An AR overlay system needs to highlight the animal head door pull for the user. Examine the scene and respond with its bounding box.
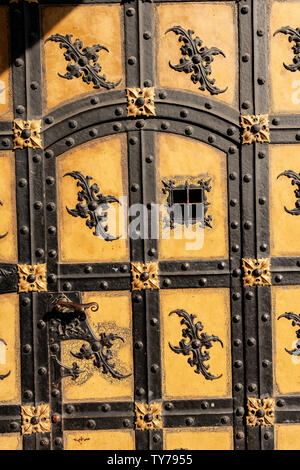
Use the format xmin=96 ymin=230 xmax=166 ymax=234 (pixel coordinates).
xmin=64 ymin=171 xmax=121 ymax=241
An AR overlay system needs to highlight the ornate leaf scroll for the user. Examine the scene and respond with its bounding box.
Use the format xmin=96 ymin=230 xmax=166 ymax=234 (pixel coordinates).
xmin=274 ymin=26 xmax=300 ymax=72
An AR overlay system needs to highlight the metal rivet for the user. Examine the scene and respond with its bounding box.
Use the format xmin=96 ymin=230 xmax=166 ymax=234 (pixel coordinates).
xmin=52 ymin=389 xmax=60 ymax=398
xmin=242 ymin=101 xmax=250 ymax=109
xmin=235 ymin=383 xmax=243 ymax=392
xmin=259 ymin=197 xmax=266 ymax=205
xmin=23 ymin=344 xmax=31 ymax=354
xmin=90 ymin=97 xmax=99 ymax=105
xmin=135 ymin=341 xmax=143 ymax=350
xmin=34 ymin=201 xmax=42 ymax=210
xmin=199 ymin=278 xmax=207 ymax=287
xmin=272 ymin=118 xmax=279 ymax=126
xmin=16 ymin=105 xmax=25 ymax=114
xmin=148 ymin=248 xmax=156 ymax=256
xmin=24 ymin=390 xmax=33 ymax=399
xmin=257 ymin=77 xmax=265 ymax=85
xmin=241 ymin=6 xmax=249 ymax=14
xmin=234 ymin=360 xmax=243 ymax=368
xmin=264 ymin=432 xmax=271 ymax=440
xmin=50 ymin=343 xmax=59 ymax=353
xmin=20 ymin=225 xmax=29 ymax=235
xmin=185 ymin=417 xmax=194 ymax=426
xmin=2 ymin=138 xmax=10 ymax=147
xmin=84 ymin=265 xmax=93 ymax=274
xmin=63 ymin=282 xmax=72 ymax=291
xmin=236 ymin=407 xmax=244 ymax=417
xmin=247 ymin=337 xmax=256 ymax=346
xmin=10 ymin=422 xmax=20 ymax=432
xmin=234 ymin=338 xmax=241 ymax=346
xmin=261 ymin=313 xmax=270 ymax=322
xmin=102 ymin=404 xmax=111 ymax=412
xmin=257 ymin=29 xmax=264 ymax=37
xmin=258 ymin=152 xmax=265 ymax=159
xmin=296 ymin=134 xmax=300 ymax=141
xmin=146 ymin=155 xmax=153 ymax=163
xmin=201 ymin=401 xmax=209 ymax=409
xmin=181 ymin=262 xmax=190 ymax=271
xmin=47 ymin=202 xmax=55 ymax=211
xmin=143 ymin=31 xmax=151 ymax=40
xmin=37 ymin=320 xmax=45 ymax=329
xmin=165 ymin=402 xmax=174 ymax=411
xmin=208 ymin=135 xmax=215 ymax=143
xmin=161 ymin=121 xmax=170 ymax=130
xmin=248 ymin=383 xmax=257 ymax=392
xmin=35 ymin=248 xmax=44 ymax=258
xmin=100 ymin=281 xmax=108 ymax=290
xmin=232 ymin=244 xmax=239 ymax=253
xmin=33 ymin=154 xmax=41 ymax=163
xmin=65 ymin=405 xmax=74 ymax=414
xmin=153 ymin=434 xmax=160 ymax=443
xmin=232 ymin=269 xmax=241 ymax=277
xmin=218 ymin=262 xmax=226 ymax=270
xmin=45 ymin=116 xmax=54 ymax=125
xmin=69 ymin=120 xmax=77 ymax=129
xmin=229 ymin=146 xmax=236 ymax=154
xmin=277 ymin=399 xmax=285 ymax=408
xmin=87 ymin=419 xmax=96 ymax=429
xmin=48 ymin=250 xmax=57 ymax=258
xmin=231 ymin=221 xmax=238 ymax=229
xmin=54 ymin=438 xmax=62 ymax=447
xmin=115 ymin=107 xmax=123 ymax=117
xmin=128 ymin=56 xmax=136 ymax=65
xmin=230 ymin=199 xmax=237 ymax=207
xmin=233 ymin=315 xmax=241 ymax=323
xmin=262 ymin=359 xmax=271 ymax=368
xmin=163 ymin=278 xmax=171 ymax=287
xmin=131 ymin=184 xmax=139 ymax=192
xmin=243 ymin=174 xmax=252 ymax=183
xmin=144 ymin=80 xmax=152 ymax=87
xmin=275 ymin=274 xmax=282 ymax=283
xmin=242 ymin=54 xmax=250 ymax=62
xmin=185 ymin=126 xmax=193 ymax=136
xmin=205 ymin=102 xmax=212 ymax=109
xmin=244 ymin=221 xmax=252 ymax=230
xmin=48 ymin=274 xmax=56 ymax=284
xmin=180 ymin=110 xmax=188 ymax=118
xmin=246 ymin=291 xmax=254 ymax=300
xmin=136 ymin=120 xmax=145 ymax=129
xmin=129 ymin=137 xmax=138 ymax=145
xmin=134 ymin=294 xmax=143 ymax=303
xmin=136 ymin=387 xmax=145 ymax=397
xmin=260 ymin=243 xmax=268 ymax=252
xmin=151 ymin=364 xmax=159 ymax=373
xmin=48 ymin=226 xmax=56 ymax=235
xmin=236 ymin=432 xmax=245 ymax=440
xmin=229 ymin=172 xmax=237 ymax=181
xmin=46 ymin=176 xmax=55 ymax=185
xmin=45 ymin=150 xmax=54 ymax=158
xmin=232 ymin=293 xmax=240 ymax=301
xmin=38 ymin=367 xmax=47 ymax=376
xmin=159 ymin=92 xmax=167 ymax=99
xmin=89 ymin=128 xmax=98 ymax=137
xmin=123 ymin=419 xmax=130 ymax=428
xmin=126 ymin=8 xmax=135 ymax=16
xmin=66 ymin=138 xmax=74 ymax=147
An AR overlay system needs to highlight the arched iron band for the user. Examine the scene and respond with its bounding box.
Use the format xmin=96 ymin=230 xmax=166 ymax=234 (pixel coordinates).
xmin=43 ymin=88 xmax=240 ymax=148
xmin=46 ymin=119 xmax=238 ymax=158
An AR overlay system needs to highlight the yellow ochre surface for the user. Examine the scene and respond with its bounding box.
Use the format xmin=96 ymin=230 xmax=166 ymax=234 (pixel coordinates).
xmin=164 ymin=427 xmax=233 ymax=450
xmin=64 ymin=430 xmax=135 ymax=450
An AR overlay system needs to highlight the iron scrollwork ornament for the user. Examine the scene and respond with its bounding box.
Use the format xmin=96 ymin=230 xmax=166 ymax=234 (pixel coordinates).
xmin=64 ymin=171 xmax=121 ymax=241
xmin=168 ymin=309 xmax=223 ymax=380
xmin=277 ymin=170 xmax=300 ymax=215
xmin=274 ymin=26 xmax=300 ymax=72
xmin=278 ymin=312 xmax=300 ymax=357
xmin=46 ymin=294 xmax=131 ymax=382
xmin=0 ymin=338 xmax=10 ymax=381
xmin=45 ymin=34 xmax=121 ymax=90
xmin=165 ymin=25 xmax=227 ymax=95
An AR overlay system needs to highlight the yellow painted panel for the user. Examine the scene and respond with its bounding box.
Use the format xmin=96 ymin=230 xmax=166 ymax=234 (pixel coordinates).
xmin=157 ymin=134 xmax=228 ymax=260
xmin=275 ymin=424 xmax=300 ymax=450
xmin=164 ymin=427 xmax=233 ymax=450
xmin=0 ymin=154 xmax=17 ymax=263
xmin=0 ymin=294 xmax=20 ymax=403
xmin=0 ymin=7 xmax=11 ymax=119
xmin=62 ymin=291 xmax=133 ymax=402
xmin=65 ymin=430 xmax=135 ymax=450
xmin=270 ymin=145 xmax=300 ymax=257
xmin=57 ymin=135 xmax=129 ymax=263
xmin=270 ymin=1 xmax=300 ymax=113
xmin=161 ymin=289 xmax=231 ymax=399
xmin=0 ymin=433 xmax=22 ymax=450
xmin=156 ymin=2 xmax=238 ymax=107
xmin=272 ymin=286 xmax=300 ymax=396
xmin=42 ymin=5 xmax=123 ymax=111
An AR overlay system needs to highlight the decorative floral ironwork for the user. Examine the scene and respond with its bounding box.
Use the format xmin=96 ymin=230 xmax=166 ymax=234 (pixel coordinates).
xmin=162 ymin=178 xmax=212 ymax=229
xmin=21 ymin=404 xmax=51 ymax=435
xmin=126 ymin=87 xmax=156 ymax=117
xmin=51 ymin=355 xmax=85 ymax=386
xmin=277 ymin=311 xmax=300 ymax=357
xmin=168 ymin=309 xmax=223 ymax=380
xmin=0 ymin=201 xmax=7 ymax=240
xmin=64 ymin=171 xmax=121 ymax=241
xmin=13 ymin=120 xmax=42 ymax=149
xmin=17 ymin=264 xmax=47 ymax=293
xmin=246 ymin=398 xmax=275 ymax=427
xmin=45 ymin=33 xmax=121 ymax=90
xmin=165 ymin=25 xmax=227 ymax=95
xmin=131 ymin=262 xmax=159 ymax=290
xmin=241 ymin=114 xmax=270 ymax=144
xmin=242 ymin=258 xmax=271 ymax=287
xmin=274 ymin=26 xmax=300 ymax=72
xmin=277 ymin=170 xmax=300 ymax=215
xmin=46 ymin=294 xmax=131 ymax=381
xmin=135 ymin=403 xmax=162 ymax=430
